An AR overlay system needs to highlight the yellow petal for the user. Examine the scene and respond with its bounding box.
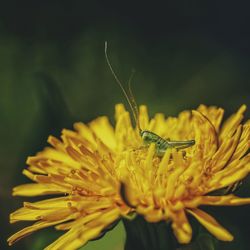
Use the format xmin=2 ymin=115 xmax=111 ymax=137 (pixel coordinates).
xmin=171 ymin=209 xmax=192 ymax=244
xmin=139 ymin=105 xmax=149 ymax=130
xmin=143 ymin=208 xmax=163 ymax=222
xmin=187 ymin=208 xmax=233 ymax=241
xmin=24 ymin=197 xmax=71 ymax=209
xmin=73 ymin=122 xmax=96 ymax=146
xmin=8 ymin=215 xmax=75 ymax=246
xmin=10 ymin=207 xmax=68 ymax=224
xmin=156 ymin=146 xmax=171 ymax=176
xmin=13 ymin=183 xmax=68 ymax=196
xmin=197 ymin=105 xmax=224 ymax=132
xmin=230 ymin=122 xmax=250 ymax=161
xmin=184 ymin=195 xmax=250 ymax=208
xmin=212 ymin=125 xmax=242 ymax=171
xmin=219 ymin=105 xmax=246 ymax=142
xmin=43 ymin=212 xmax=104 ymax=249
xmin=192 ymin=110 xmax=218 ymax=159
xmin=209 ymin=163 xmax=250 ymax=190
xmin=47 ymin=135 xmax=65 ymax=152
xmin=200 ymin=195 xmax=250 ymax=206
xmin=89 ymin=116 xmax=116 ymax=150
xmin=45 ymin=208 xmax=120 ymax=250
xmin=45 ymin=147 xmax=81 ymax=167
xmin=10 ymin=197 xmax=74 ymax=223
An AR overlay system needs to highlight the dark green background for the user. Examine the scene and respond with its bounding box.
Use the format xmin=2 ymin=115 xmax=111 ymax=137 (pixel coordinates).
xmin=1 ymin=1 xmax=250 ymax=249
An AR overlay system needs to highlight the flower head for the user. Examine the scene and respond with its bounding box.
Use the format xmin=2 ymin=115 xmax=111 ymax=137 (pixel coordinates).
xmin=8 ymin=104 xmax=250 ymax=249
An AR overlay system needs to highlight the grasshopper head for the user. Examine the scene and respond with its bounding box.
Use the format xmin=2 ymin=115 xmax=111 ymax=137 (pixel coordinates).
xmin=141 ymin=130 xmax=158 ymax=145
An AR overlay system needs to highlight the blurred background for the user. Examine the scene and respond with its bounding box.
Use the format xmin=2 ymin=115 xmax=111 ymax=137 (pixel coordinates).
xmin=1 ymin=1 xmax=250 ymax=249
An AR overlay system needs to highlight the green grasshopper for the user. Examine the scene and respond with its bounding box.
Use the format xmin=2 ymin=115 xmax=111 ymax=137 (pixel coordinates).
xmin=105 ymin=42 xmax=195 ymax=156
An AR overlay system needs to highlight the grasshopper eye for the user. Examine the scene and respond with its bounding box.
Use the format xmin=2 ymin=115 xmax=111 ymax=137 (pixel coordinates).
xmin=141 ymin=131 xmax=148 ymax=139
xmin=141 ymin=131 xmax=152 ymax=143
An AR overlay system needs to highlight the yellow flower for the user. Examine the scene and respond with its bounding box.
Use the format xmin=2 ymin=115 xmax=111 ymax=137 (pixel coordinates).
xmin=8 ymin=104 xmax=250 ymax=249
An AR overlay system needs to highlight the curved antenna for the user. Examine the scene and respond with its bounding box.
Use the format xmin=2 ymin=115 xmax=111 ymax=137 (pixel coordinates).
xmin=105 ymin=42 xmax=140 ymax=130
xmin=128 ymin=70 xmax=141 ymax=132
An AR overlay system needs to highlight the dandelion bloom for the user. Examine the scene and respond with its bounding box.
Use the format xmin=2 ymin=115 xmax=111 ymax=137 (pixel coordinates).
xmin=8 ymin=104 xmax=250 ymax=249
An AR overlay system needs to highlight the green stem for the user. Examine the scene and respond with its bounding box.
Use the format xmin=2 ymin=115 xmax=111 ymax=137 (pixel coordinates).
xmin=123 ymin=216 xmax=178 ymax=250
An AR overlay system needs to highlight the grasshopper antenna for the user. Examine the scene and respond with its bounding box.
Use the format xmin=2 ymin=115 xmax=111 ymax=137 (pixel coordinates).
xmin=105 ymin=41 xmax=141 ymax=131
xmin=128 ymin=70 xmax=141 ymax=133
